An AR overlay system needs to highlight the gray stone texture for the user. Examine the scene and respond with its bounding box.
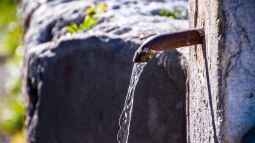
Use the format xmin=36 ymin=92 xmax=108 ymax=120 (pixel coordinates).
xmin=188 ymin=0 xmax=255 ymax=142
xmin=23 ymin=0 xmax=188 ymax=143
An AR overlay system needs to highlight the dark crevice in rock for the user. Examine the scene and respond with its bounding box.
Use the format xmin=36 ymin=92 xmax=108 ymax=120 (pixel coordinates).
xmin=26 ymin=76 xmax=38 ymax=127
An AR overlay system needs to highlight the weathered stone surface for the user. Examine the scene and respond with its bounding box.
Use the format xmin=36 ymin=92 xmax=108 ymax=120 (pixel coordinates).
xmin=132 ymin=51 xmax=187 ymax=143
xmin=222 ymin=0 xmax=255 ymax=142
xmin=26 ymin=35 xmax=137 ymax=143
xmin=25 ymin=35 xmax=187 ymax=143
xmin=188 ymin=0 xmax=255 ymax=143
xmin=22 ymin=0 xmax=188 ymax=47
xmin=23 ymin=0 xmax=188 ymax=143
xmin=188 ymin=0 xmax=222 ymax=142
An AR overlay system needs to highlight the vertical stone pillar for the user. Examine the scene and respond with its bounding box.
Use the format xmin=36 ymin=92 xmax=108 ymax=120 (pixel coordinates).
xmin=188 ymin=0 xmax=255 ymax=142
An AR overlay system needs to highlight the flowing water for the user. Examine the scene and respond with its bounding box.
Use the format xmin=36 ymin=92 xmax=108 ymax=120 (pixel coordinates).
xmin=117 ymin=63 xmax=147 ymax=143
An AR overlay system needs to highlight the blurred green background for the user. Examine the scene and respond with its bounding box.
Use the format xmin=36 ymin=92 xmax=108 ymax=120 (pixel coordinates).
xmin=0 ymin=0 xmax=26 ymax=143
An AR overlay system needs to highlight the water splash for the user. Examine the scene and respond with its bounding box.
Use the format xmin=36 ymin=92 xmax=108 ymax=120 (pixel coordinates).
xmin=117 ymin=63 xmax=147 ymax=143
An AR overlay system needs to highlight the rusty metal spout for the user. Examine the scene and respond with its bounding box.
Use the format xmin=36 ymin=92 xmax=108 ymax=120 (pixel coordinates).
xmin=133 ymin=28 xmax=204 ymax=63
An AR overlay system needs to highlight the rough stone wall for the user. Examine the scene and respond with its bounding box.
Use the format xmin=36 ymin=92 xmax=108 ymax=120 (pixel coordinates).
xmin=22 ymin=0 xmax=189 ymax=143
xmin=188 ymin=0 xmax=223 ymax=142
xmin=222 ymin=0 xmax=255 ymax=142
xmin=188 ymin=0 xmax=255 ymax=143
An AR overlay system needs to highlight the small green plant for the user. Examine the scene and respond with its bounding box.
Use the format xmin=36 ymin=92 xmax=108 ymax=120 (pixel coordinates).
xmin=66 ymin=3 xmax=108 ymax=34
xmin=159 ymin=9 xmax=178 ymax=19
xmin=159 ymin=7 xmax=187 ymax=19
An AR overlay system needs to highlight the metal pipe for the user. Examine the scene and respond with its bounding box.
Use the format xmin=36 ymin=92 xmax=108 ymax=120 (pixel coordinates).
xmin=133 ymin=28 xmax=204 ymax=63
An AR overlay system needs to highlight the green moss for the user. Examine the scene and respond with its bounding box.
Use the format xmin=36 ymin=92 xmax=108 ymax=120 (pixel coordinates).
xmin=159 ymin=7 xmax=186 ymax=19
xmin=159 ymin=9 xmax=178 ymax=19
xmin=66 ymin=3 xmax=108 ymax=34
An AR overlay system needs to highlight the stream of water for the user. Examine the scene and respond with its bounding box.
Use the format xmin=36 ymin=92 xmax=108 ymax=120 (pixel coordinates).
xmin=117 ymin=63 xmax=147 ymax=143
